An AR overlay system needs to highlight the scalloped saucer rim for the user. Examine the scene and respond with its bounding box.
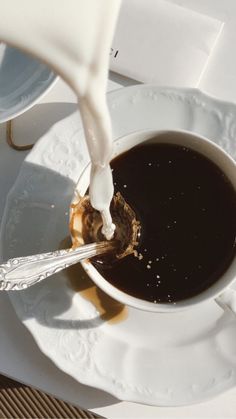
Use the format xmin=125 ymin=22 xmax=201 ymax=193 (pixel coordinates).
xmin=1 ymin=85 xmax=236 ymax=406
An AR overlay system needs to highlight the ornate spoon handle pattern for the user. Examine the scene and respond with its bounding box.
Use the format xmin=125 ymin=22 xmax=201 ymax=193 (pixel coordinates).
xmin=0 ymin=241 xmax=113 ymax=291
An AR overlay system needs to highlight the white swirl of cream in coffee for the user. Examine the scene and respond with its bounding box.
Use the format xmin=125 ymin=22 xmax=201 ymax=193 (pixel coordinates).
xmin=0 ymin=0 xmax=121 ymax=239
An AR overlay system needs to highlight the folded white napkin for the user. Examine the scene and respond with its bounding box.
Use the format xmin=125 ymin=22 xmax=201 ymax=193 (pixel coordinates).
xmin=110 ymin=0 xmax=224 ymax=87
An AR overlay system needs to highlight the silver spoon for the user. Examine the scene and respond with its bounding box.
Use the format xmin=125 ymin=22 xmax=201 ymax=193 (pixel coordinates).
xmin=0 ymin=241 xmax=115 ymax=291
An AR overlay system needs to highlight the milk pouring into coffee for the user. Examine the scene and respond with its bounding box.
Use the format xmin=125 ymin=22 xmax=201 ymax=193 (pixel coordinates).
xmin=0 ymin=0 xmax=121 ymax=239
xmin=2 ymin=2 xmax=236 ymax=309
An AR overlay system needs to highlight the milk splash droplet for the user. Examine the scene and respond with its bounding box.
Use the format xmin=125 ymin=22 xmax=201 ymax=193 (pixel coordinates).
xmin=89 ymin=164 xmax=116 ymax=239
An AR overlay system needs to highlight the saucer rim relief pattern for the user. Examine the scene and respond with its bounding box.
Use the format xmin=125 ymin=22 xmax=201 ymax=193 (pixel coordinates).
xmin=1 ymin=85 xmax=236 ymax=406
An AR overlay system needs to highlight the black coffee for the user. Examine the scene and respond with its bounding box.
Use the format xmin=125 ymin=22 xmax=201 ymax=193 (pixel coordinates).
xmin=92 ymin=140 xmax=236 ymax=303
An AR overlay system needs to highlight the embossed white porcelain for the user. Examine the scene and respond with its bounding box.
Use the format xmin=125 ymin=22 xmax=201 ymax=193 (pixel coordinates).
xmin=72 ymin=129 xmax=236 ymax=313
xmin=0 ymin=43 xmax=57 ymax=123
xmin=1 ymin=85 xmax=236 ymax=406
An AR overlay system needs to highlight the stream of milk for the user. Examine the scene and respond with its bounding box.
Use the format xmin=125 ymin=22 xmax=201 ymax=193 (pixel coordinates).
xmin=0 ymin=0 xmax=121 ymax=239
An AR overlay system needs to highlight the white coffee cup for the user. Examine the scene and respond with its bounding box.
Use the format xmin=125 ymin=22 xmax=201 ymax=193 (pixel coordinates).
xmin=70 ymin=129 xmax=236 ymax=314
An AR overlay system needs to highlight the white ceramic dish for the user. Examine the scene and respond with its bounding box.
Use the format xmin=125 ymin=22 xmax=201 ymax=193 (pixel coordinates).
xmin=71 ymin=129 xmax=236 ymax=313
xmin=0 ymin=43 xmax=57 ymax=123
xmin=1 ymin=85 xmax=236 ymax=406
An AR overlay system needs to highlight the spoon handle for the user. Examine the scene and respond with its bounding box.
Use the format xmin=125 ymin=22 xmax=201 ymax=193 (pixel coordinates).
xmin=0 ymin=241 xmax=113 ymax=291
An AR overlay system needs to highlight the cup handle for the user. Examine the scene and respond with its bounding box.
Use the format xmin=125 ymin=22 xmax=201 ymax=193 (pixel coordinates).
xmin=215 ymin=288 xmax=236 ymax=315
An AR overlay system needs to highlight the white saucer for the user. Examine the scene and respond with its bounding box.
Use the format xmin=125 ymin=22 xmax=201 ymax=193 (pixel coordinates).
xmin=0 ymin=43 xmax=57 ymax=123
xmin=1 ymin=85 xmax=236 ymax=406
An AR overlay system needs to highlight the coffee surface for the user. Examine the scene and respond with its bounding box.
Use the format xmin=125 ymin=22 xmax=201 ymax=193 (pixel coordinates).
xmin=92 ymin=141 xmax=236 ymax=303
